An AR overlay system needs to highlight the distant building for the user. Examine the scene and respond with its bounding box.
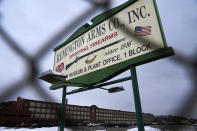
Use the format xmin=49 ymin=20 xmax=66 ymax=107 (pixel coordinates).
xmin=0 ymin=97 xmax=155 ymax=126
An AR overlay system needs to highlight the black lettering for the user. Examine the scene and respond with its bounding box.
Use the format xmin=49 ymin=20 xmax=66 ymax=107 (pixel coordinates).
xmin=128 ymin=8 xmax=140 ymax=23
xmin=127 ymin=43 xmax=151 ymax=56
xmin=101 ymin=23 xmax=106 ymax=34
xmin=140 ymin=5 xmax=147 ymax=18
xmin=96 ymin=26 xmax=102 ymax=37
xmin=109 ymin=20 xmax=113 ymax=31
xmin=103 ymin=54 xmax=121 ymax=65
xmin=81 ymin=35 xmax=85 ymax=44
xmin=146 ymin=43 xmax=151 ymax=49
xmin=136 ymin=47 xmax=141 ymax=53
xmin=128 ymin=5 xmax=148 ymax=24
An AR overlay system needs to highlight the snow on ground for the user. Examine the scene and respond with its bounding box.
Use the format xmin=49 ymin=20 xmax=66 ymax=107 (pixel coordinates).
xmin=0 ymin=127 xmax=71 ymax=131
xmin=127 ymin=126 xmax=161 ymax=131
xmin=0 ymin=126 xmax=161 ymax=131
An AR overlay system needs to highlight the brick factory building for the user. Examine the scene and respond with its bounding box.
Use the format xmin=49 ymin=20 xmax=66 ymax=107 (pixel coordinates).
xmin=0 ymin=97 xmax=155 ymax=126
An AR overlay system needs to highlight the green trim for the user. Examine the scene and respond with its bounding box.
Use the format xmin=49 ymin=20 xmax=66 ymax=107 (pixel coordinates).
xmin=64 ymin=76 xmax=132 ymax=94
xmin=50 ymin=82 xmax=88 ymax=90
xmin=54 ymin=0 xmax=137 ymax=51
xmin=53 ymin=51 xmax=56 ymax=71
xmin=153 ymin=0 xmax=168 ymax=47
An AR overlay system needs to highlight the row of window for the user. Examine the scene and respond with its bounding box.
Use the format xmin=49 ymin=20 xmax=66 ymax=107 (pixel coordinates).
xmin=29 ymin=102 xmax=60 ymax=108
xmin=32 ymin=113 xmax=90 ymax=120
xmin=29 ymin=102 xmax=90 ymax=112
xmin=66 ymin=111 xmax=89 ymax=116
xmin=96 ymin=116 xmax=136 ymax=121
xmin=66 ymin=115 xmax=90 ymax=120
xmin=29 ymin=108 xmax=57 ymax=114
xmin=66 ymin=106 xmax=90 ymax=111
xmin=96 ymin=109 xmax=134 ymax=116
xmin=96 ymin=112 xmax=135 ymax=117
xmin=32 ymin=114 xmax=56 ymax=119
xmin=29 ymin=107 xmax=91 ymax=116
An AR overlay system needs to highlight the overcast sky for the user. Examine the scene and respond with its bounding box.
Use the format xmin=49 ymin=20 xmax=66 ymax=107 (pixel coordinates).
xmin=0 ymin=0 xmax=197 ymax=119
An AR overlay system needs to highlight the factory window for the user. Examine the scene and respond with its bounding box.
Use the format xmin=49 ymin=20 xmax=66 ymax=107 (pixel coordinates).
xmin=35 ymin=114 xmax=40 ymax=118
xmin=47 ymin=104 xmax=51 ymax=108
xmin=42 ymin=104 xmax=46 ymax=108
xmin=57 ymin=104 xmax=61 ymax=108
xmin=46 ymin=114 xmax=50 ymax=119
xmin=52 ymin=104 xmax=56 ymax=108
xmin=29 ymin=107 xmax=34 ymax=112
xmin=35 ymin=108 xmax=40 ymax=112
xmin=36 ymin=103 xmax=41 ymax=107
xmin=76 ymin=106 xmax=79 ymax=111
xmin=51 ymin=109 xmax=56 ymax=113
xmin=72 ymin=106 xmax=76 ymax=110
xmin=46 ymin=109 xmax=50 ymax=113
xmin=41 ymin=108 xmax=46 ymax=113
xmin=30 ymin=102 xmax=35 ymax=107
xmin=40 ymin=114 xmax=45 ymax=118
xmin=51 ymin=115 xmax=55 ymax=119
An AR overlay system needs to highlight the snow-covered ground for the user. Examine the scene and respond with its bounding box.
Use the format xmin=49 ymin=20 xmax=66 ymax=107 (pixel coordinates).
xmin=0 ymin=126 xmax=161 ymax=131
xmin=128 ymin=126 xmax=161 ymax=131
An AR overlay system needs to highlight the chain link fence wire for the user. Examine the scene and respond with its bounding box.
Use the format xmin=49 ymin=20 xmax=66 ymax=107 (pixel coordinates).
xmin=0 ymin=0 xmax=197 ymax=121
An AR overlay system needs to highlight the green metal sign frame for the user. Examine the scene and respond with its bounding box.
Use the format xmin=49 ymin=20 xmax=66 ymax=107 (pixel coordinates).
xmin=53 ymin=0 xmax=174 ymax=86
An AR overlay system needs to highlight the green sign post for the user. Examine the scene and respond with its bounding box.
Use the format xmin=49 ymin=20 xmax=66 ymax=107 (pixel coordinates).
xmin=131 ymin=67 xmax=144 ymax=131
xmin=40 ymin=0 xmax=174 ymax=131
xmin=60 ymin=87 xmax=67 ymax=131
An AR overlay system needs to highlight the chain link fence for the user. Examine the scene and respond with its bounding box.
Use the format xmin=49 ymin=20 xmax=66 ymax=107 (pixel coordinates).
xmin=0 ymin=0 xmax=197 ymax=120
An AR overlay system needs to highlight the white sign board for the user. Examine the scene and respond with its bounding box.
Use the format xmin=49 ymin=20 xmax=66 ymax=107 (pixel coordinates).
xmin=54 ymin=0 xmax=165 ymax=80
